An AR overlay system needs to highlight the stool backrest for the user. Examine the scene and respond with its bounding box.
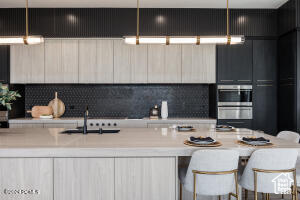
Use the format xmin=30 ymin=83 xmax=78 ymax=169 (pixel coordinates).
xmin=240 ymin=149 xmax=298 ymax=193
xmin=277 ymin=131 xmax=300 ymax=143
xmin=184 ymin=149 xmax=239 ymax=196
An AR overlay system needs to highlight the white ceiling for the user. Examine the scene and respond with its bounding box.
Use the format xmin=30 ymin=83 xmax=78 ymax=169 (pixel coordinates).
xmin=0 ymin=0 xmax=289 ymax=9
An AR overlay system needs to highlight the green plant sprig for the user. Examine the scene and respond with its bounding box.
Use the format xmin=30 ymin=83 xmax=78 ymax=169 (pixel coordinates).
xmin=0 ymin=83 xmax=21 ymax=110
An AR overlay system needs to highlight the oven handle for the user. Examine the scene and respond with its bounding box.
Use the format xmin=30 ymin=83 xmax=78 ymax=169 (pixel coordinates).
xmin=218 ymin=89 xmax=252 ymax=92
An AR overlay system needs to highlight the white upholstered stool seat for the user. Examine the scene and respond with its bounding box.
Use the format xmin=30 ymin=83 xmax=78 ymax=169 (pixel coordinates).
xmin=277 ymin=131 xmax=300 ymax=143
xmin=276 ymin=131 xmax=300 ymax=188
xmin=239 ymin=149 xmax=298 ymax=200
xmin=179 ymin=149 xmax=240 ymax=200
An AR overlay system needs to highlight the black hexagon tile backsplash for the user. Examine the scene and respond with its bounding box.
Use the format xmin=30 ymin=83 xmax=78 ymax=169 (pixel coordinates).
xmin=25 ymin=84 xmax=210 ymax=118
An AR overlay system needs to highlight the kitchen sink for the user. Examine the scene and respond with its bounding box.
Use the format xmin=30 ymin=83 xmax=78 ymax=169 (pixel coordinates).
xmin=61 ymin=127 xmax=120 ymax=134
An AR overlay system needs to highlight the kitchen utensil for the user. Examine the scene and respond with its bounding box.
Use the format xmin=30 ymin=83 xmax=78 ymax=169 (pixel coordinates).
xmin=161 ymin=101 xmax=168 ymax=119
xmin=27 ymin=106 xmax=53 ymax=118
xmin=184 ymin=140 xmax=222 ymax=147
xmin=40 ymin=115 xmax=53 ymax=119
xmin=149 ymin=105 xmax=159 ymax=119
xmin=177 ymin=126 xmax=196 ymax=132
xmin=48 ymin=92 xmax=65 ymax=118
xmin=216 ymin=125 xmax=235 ymax=132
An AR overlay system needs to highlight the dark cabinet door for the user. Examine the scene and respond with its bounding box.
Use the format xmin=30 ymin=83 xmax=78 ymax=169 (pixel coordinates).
xmin=0 ymin=46 xmax=9 ymax=84
xmin=217 ymin=40 xmax=253 ymax=84
xmin=252 ymin=40 xmax=277 ymax=135
xmin=218 ymin=119 xmax=252 ymax=129
xmin=253 ymin=84 xmax=277 ymax=135
xmin=253 ymin=40 xmax=277 ymax=83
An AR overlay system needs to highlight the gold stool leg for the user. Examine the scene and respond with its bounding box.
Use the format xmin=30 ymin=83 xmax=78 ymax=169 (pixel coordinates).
xmin=294 ymin=170 xmax=298 ymax=200
xmin=262 ymin=193 xmax=265 ymax=200
xmin=254 ymin=172 xmax=258 ymax=200
xmin=180 ymin=183 xmax=182 ymax=200
xmin=193 ymin=173 xmax=197 ymax=200
xmin=234 ymin=171 xmax=239 ymax=200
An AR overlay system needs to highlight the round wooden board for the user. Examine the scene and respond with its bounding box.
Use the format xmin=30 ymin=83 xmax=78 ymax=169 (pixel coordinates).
xmin=237 ymin=140 xmax=274 ymax=147
xmin=48 ymin=92 xmax=65 ymax=118
xmin=184 ymin=140 xmax=222 ymax=147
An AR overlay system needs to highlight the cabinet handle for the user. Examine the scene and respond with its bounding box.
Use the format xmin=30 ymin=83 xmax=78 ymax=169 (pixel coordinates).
xmin=280 ymin=83 xmax=294 ymax=86
xmin=227 ymin=122 xmax=245 ymax=124
xmin=257 ymin=80 xmax=273 ymax=82
xmin=238 ymin=80 xmax=251 ymax=82
xmin=257 ymin=84 xmax=273 ymax=87
xmin=220 ymin=80 xmax=234 ymax=82
xmin=280 ymin=78 xmax=294 ymax=81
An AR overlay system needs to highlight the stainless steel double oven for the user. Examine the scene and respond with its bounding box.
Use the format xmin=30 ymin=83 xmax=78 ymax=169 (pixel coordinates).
xmin=217 ymin=85 xmax=252 ymax=120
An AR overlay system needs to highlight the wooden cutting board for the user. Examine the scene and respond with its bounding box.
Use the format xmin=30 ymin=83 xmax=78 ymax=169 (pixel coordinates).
xmin=48 ymin=92 xmax=65 ymax=118
xmin=27 ymin=106 xmax=53 ymax=118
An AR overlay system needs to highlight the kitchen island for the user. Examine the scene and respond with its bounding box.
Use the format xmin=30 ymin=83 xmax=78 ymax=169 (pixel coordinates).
xmin=0 ymin=128 xmax=299 ymax=200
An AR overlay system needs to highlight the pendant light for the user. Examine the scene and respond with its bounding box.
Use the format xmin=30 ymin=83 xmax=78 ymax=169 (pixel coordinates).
xmin=0 ymin=0 xmax=44 ymax=45
xmin=124 ymin=0 xmax=244 ymax=45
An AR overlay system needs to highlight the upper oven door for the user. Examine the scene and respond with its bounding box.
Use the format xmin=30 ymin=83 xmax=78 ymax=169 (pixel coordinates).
xmin=218 ymin=85 xmax=252 ymax=106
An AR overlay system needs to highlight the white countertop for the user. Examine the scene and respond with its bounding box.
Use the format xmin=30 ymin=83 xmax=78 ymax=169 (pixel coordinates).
xmin=0 ymin=127 xmax=299 ymax=157
xmin=9 ymin=117 xmax=217 ymax=124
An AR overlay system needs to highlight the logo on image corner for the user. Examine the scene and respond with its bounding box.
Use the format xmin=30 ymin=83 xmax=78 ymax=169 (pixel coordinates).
xmin=272 ymin=173 xmax=294 ymax=194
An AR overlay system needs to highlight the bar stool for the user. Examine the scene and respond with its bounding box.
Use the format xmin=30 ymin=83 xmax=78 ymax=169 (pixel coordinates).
xmin=179 ymin=149 xmax=240 ymax=200
xmin=239 ymin=149 xmax=298 ymax=200
xmin=277 ymin=131 xmax=300 ymax=143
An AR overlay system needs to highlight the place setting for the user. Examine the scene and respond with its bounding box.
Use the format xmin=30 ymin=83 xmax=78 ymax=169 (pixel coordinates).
xmin=184 ymin=136 xmax=222 ymax=147
xmin=237 ymin=136 xmax=274 ymax=147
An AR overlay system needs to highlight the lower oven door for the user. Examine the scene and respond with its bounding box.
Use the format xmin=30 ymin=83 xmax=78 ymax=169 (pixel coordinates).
xmin=218 ymin=107 xmax=253 ymax=120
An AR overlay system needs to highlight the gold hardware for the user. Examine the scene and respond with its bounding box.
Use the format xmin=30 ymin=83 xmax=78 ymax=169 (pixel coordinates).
xmin=192 ymin=169 xmax=239 ymax=200
xmin=196 ymin=36 xmax=200 ymax=45
xmin=166 ymin=36 xmax=170 ymax=45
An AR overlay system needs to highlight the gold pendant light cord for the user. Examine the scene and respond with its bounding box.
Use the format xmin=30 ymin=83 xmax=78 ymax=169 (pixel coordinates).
xmin=136 ymin=0 xmax=140 ymax=44
xmin=26 ymin=0 xmax=29 ymax=38
xmin=227 ymin=0 xmax=229 ymax=37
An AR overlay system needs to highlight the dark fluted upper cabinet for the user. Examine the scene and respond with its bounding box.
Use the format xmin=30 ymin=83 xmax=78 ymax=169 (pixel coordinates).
xmin=253 ymin=40 xmax=277 ymax=83
xmin=217 ymin=40 xmax=253 ymax=84
xmin=0 ymin=46 xmax=9 ymax=84
xmin=253 ymin=40 xmax=277 ymax=135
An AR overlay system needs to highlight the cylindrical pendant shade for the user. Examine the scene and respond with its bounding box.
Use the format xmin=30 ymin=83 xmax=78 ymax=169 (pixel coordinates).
xmin=124 ymin=36 xmax=245 ymax=45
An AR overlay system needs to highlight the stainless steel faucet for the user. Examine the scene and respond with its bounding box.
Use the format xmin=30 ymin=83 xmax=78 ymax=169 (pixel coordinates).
xmin=83 ymin=106 xmax=88 ymax=134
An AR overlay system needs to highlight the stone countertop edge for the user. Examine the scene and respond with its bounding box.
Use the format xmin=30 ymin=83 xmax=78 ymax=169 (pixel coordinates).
xmin=9 ymin=118 xmax=217 ymax=124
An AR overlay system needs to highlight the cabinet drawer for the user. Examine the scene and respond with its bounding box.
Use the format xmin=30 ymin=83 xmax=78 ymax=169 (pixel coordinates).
xmin=218 ymin=120 xmax=252 ymax=129
xmin=0 ymin=158 xmax=53 ymax=200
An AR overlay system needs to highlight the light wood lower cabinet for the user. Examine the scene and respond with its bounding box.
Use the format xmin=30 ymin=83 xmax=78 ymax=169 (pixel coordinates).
xmin=9 ymin=123 xmax=77 ymax=128
xmin=54 ymin=158 xmax=114 ymax=200
xmin=9 ymin=123 xmax=44 ymax=128
xmin=0 ymin=157 xmax=176 ymax=200
xmin=0 ymin=158 xmax=53 ymax=200
xmin=115 ymin=157 xmax=176 ymax=200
